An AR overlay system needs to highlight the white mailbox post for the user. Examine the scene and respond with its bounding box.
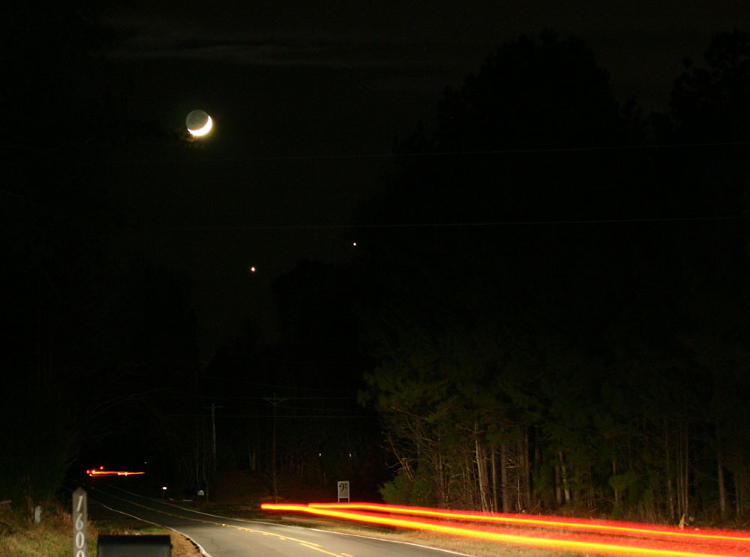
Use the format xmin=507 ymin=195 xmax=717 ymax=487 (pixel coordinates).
xmin=72 ymin=487 xmax=88 ymax=557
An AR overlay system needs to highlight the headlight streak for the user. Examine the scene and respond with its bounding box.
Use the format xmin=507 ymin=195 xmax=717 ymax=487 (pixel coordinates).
xmin=261 ymin=503 xmax=750 ymax=557
xmin=307 ymin=503 xmax=750 ymax=546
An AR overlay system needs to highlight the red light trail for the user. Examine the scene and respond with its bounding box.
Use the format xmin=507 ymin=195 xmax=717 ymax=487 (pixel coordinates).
xmin=261 ymin=502 xmax=750 ymax=556
xmin=86 ymin=466 xmax=145 ymax=477
xmin=308 ymin=503 xmax=750 ymax=546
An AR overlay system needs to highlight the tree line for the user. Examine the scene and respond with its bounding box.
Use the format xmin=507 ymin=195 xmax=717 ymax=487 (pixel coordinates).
xmin=353 ymin=30 xmax=750 ymax=523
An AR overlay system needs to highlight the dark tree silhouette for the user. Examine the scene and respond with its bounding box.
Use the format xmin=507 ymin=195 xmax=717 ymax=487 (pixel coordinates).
xmin=357 ymin=31 xmax=750 ymax=520
xmin=671 ymin=29 xmax=750 ymax=142
xmin=0 ymin=4 xmax=177 ymax=506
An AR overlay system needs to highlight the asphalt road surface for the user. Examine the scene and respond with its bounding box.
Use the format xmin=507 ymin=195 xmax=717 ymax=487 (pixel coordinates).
xmin=89 ymin=487 xmax=470 ymax=557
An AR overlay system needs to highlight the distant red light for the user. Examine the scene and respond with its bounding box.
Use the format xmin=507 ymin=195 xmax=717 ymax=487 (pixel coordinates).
xmin=86 ymin=467 xmax=145 ymax=477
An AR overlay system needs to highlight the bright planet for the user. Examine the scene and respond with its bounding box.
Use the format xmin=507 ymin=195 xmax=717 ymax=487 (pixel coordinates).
xmin=186 ymin=109 xmax=213 ymax=137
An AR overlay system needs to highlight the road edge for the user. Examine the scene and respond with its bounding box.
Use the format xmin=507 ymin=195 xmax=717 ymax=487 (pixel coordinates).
xmin=95 ymin=499 xmax=214 ymax=557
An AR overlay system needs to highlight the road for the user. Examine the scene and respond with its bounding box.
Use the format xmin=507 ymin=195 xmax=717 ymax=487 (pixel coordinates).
xmin=89 ymin=487 xmax=470 ymax=557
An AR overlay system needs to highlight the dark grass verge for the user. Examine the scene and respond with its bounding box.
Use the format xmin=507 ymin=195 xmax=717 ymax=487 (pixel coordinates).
xmin=0 ymin=500 xmax=201 ymax=557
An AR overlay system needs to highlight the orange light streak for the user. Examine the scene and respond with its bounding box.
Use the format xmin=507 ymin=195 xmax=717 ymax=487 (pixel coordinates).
xmin=261 ymin=503 xmax=749 ymax=557
xmin=308 ymin=503 xmax=750 ymax=546
xmin=86 ymin=468 xmax=145 ymax=477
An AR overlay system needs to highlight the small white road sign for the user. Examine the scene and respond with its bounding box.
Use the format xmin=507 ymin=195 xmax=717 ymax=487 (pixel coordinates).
xmin=337 ymin=481 xmax=350 ymax=502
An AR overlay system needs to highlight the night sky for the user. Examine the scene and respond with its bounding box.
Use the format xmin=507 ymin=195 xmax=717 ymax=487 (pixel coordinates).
xmin=4 ymin=0 xmax=750 ymax=516
xmin=98 ymin=0 xmax=749 ymax=355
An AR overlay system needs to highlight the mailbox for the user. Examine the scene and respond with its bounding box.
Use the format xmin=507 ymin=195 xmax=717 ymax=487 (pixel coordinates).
xmin=98 ymin=535 xmax=171 ymax=557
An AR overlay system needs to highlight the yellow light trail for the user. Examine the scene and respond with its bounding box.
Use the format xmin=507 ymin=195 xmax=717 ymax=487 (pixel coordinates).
xmin=308 ymin=503 xmax=750 ymax=546
xmin=262 ymin=504 xmax=750 ymax=557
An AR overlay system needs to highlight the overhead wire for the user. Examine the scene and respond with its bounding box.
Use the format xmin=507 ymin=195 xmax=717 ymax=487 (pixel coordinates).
xmin=166 ymin=214 xmax=746 ymax=232
xmin=89 ymin=138 xmax=750 ymax=165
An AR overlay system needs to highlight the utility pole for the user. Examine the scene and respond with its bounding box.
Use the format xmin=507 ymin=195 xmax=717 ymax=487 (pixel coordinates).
xmin=202 ymin=402 xmax=222 ymax=500
xmin=272 ymin=398 xmax=277 ymax=502
xmin=211 ymin=403 xmax=217 ymax=472
xmin=263 ymin=395 xmax=287 ymax=503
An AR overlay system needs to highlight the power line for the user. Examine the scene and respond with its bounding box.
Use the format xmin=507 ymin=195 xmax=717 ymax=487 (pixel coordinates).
xmin=81 ymin=139 xmax=750 ymax=165
xmin=239 ymin=140 xmax=750 ymax=161
xmin=197 ymin=374 xmax=358 ymax=394
xmin=194 ymin=393 xmax=357 ymax=400
xmin=165 ymin=413 xmax=373 ymax=419
xmin=167 ymin=215 xmax=746 ymax=232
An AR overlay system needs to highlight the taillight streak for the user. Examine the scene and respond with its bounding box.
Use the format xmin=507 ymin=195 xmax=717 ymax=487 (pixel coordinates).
xmin=308 ymin=502 xmax=750 ymax=546
xmin=262 ymin=503 xmax=750 ymax=557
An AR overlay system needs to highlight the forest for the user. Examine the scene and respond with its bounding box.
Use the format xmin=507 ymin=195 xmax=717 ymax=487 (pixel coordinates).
xmin=354 ymin=31 xmax=750 ymax=522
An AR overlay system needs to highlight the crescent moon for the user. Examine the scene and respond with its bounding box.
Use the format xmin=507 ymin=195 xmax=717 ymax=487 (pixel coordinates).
xmin=188 ymin=115 xmax=213 ymax=137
